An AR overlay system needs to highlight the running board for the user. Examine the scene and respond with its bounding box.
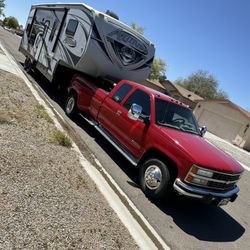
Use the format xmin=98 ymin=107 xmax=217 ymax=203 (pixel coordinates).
xmin=79 ymin=113 xmax=138 ymax=166
xmin=95 ymin=126 xmax=138 ymax=166
xmin=79 ymin=113 xmax=97 ymax=126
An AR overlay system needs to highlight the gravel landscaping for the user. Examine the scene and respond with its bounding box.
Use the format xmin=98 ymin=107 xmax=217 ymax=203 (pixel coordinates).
xmin=0 ymin=69 xmax=139 ymax=249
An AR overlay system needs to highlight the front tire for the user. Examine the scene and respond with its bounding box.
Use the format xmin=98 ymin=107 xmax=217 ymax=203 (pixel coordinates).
xmin=65 ymin=93 xmax=78 ymax=118
xmin=139 ymin=158 xmax=173 ymax=200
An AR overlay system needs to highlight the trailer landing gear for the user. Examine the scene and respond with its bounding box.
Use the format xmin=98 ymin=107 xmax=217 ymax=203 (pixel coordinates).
xmin=24 ymin=57 xmax=33 ymax=73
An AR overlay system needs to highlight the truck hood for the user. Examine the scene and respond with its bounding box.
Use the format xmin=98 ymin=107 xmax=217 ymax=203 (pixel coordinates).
xmin=160 ymin=127 xmax=244 ymax=173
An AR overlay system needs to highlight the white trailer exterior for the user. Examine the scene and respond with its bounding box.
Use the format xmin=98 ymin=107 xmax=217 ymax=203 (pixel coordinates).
xmin=19 ymin=3 xmax=155 ymax=82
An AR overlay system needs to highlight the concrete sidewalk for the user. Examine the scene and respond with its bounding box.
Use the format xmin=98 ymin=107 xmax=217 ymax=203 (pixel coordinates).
xmin=0 ymin=47 xmax=20 ymax=75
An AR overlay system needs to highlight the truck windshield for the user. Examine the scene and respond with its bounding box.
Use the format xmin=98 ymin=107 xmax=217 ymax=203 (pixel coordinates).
xmin=155 ymin=98 xmax=200 ymax=135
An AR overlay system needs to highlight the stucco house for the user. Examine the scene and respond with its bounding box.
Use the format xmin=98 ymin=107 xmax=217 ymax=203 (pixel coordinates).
xmin=194 ymin=100 xmax=250 ymax=151
xmin=142 ymin=79 xmax=166 ymax=93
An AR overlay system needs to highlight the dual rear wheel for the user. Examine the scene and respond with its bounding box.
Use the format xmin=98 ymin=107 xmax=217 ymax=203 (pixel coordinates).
xmin=65 ymin=93 xmax=78 ymax=118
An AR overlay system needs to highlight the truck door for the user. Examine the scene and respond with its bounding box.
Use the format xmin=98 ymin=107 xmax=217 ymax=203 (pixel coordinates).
xmin=99 ymin=86 xmax=150 ymax=159
xmin=115 ymin=89 xmax=151 ymax=158
xmin=98 ymin=83 xmax=133 ymax=140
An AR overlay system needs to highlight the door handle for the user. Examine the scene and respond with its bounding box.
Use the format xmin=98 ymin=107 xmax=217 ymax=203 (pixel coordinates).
xmin=116 ymin=110 xmax=122 ymax=116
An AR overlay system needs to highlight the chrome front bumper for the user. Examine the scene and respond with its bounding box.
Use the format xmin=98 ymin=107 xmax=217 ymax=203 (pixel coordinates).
xmin=173 ymin=178 xmax=239 ymax=204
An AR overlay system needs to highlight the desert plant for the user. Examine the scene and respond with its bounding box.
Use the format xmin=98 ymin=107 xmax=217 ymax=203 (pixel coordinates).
xmin=50 ymin=130 xmax=72 ymax=147
xmin=36 ymin=104 xmax=54 ymax=124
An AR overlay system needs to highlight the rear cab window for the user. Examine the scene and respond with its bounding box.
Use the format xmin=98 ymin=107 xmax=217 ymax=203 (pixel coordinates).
xmin=112 ymin=83 xmax=132 ymax=103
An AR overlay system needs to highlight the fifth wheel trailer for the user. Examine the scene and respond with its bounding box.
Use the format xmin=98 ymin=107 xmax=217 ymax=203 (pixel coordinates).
xmin=19 ymin=3 xmax=155 ymax=83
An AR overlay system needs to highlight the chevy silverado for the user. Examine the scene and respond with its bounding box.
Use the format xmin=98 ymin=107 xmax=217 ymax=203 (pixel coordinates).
xmin=65 ymin=73 xmax=244 ymax=206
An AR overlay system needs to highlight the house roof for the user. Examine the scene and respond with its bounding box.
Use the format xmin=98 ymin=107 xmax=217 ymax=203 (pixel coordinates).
xmin=159 ymin=80 xmax=203 ymax=102
xmin=197 ymin=99 xmax=250 ymax=119
xmin=145 ymin=80 xmax=250 ymax=119
xmin=144 ymin=79 xmax=165 ymax=89
xmin=173 ymin=84 xmax=204 ymax=102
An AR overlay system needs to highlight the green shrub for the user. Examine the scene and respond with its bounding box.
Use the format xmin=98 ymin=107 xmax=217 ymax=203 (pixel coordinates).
xmin=50 ymin=130 xmax=72 ymax=147
xmin=36 ymin=104 xmax=54 ymax=124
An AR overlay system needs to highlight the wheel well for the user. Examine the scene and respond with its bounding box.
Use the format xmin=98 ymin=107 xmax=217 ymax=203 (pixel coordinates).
xmin=139 ymin=149 xmax=178 ymax=180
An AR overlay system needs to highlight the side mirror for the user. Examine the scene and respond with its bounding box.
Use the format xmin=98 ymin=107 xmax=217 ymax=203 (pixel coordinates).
xmin=200 ymin=126 xmax=207 ymax=137
xmin=128 ymin=103 xmax=142 ymax=121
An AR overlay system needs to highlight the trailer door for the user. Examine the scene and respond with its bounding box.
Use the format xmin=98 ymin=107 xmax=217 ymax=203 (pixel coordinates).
xmin=28 ymin=8 xmax=67 ymax=79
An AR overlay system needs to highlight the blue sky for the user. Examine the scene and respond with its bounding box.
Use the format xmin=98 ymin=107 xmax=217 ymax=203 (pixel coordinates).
xmin=3 ymin=0 xmax=250 ymax=110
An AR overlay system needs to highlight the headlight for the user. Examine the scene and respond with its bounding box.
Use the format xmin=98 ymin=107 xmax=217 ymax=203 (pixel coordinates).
xmin=190 ymin=165 xmax=213 ymax=178
xmin=197 ymin=169 xmax=213 ymax=178
xmin=192 ymin=177 xmax=208 ymax=186
xmin=185 ymin=165 xmax=214 ymax=187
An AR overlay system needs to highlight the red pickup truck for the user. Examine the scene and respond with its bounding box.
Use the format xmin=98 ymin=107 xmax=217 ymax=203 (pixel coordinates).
xmin=65 ymin=73 xmax=244 ymax=206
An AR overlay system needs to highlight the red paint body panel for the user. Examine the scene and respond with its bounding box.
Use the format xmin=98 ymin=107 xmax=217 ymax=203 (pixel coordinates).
xmin=158 ymin=128 xmax=243 ymax=174
xmin=69 ymin=73 xmax=244 ymax=183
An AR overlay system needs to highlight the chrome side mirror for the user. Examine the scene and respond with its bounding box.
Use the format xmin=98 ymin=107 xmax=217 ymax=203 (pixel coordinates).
xmin=128 ymin=103 xmax=142 ymax=121
xmin=200 ymin=126 xmax=207 ymax=137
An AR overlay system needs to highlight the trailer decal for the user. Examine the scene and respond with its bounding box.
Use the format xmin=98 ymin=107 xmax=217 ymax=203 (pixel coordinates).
xmin=20 ymin=3 xmax=155 ymax=82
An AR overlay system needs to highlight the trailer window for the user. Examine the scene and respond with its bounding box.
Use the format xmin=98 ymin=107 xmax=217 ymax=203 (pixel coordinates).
xmin=66 ymin=19 xmax=78 ymax=36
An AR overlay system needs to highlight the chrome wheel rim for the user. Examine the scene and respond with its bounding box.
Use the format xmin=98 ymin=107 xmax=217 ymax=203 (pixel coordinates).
xmin=144 ymin=165 xmax=162 ymax=190
xmin=66 ymin=97 xmax=75 ymax=114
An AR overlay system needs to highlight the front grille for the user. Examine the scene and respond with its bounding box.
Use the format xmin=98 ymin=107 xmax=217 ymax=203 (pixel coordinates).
xmin=207 ymin=172 xmax=241 ymax=190
xmin=208 ymin=180 xmax=236 ymax=190
xmin=185 ymin=165 xmax=243 ymax=191
xmin=213 ymin=172 xmax=241 ymax=182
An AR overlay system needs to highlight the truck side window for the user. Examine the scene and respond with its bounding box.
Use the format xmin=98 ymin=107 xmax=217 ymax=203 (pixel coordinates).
xmin=66 ymin=19 xmax=78 ymax=36
xmin=112 ymin=84 xmax=132 ymax=103
xmin=124 ymin=89 xmax=151 ymax=116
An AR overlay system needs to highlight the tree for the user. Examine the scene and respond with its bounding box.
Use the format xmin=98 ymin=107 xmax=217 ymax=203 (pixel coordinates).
xmin=174 ymin=70 xmax=228 ymax=100
xmin=0 ymin=0 xmax=5 ymax=17
xmin=148 ymin=58 xmax=167 ymax=81
xmin=3 ymin=16 xmax=19 ymax=29
xmin=130 ymin=22 xmax=145 ymax=35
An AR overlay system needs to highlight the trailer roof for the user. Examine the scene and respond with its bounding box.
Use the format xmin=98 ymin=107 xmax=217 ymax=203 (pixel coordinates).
xmin=32 ymin=2 xmax=95 ymax=12
xmin=31 ymin=2 xmax=153 ymax=45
